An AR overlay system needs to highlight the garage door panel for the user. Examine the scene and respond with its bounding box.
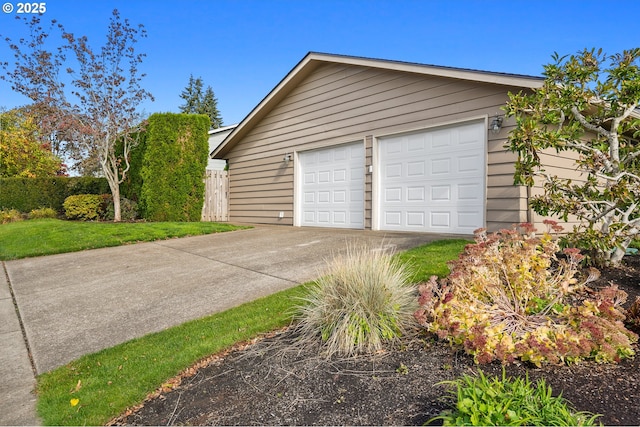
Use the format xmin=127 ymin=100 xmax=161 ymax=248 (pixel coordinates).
xmin=407 ymin=211 xmax=426 ymax=226
xmin=431 ymin=158 xmax=451 ymax=175
xmin=459 ymin=210 xmax=482 ymax=228
xmin=299 ymin=142 xmax=365 ymax=229
xmin=458 ymin=154 xmax=483 ymax=173
xmin=431 ymin=212 xmax=451 ymax=228
xmin=378 ymin=122 xmax=485 ymax=234
xmin=431 ymin=185 xmax=450 ymax=201
xmin=407 ymin=186 xmax=425 ymax=201
xmin=458 ymin=183 xmax=482 ymax=201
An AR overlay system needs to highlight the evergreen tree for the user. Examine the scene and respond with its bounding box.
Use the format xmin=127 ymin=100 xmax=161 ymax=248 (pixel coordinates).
xmin=179 ymin=75 xmax=223 ymax=129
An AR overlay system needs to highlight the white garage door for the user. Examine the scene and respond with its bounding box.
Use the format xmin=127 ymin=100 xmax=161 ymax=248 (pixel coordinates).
xmin=377 ymin=121 xmax=485 ymax=234
xmin=298 ymin=142 xmax=365 ymax=229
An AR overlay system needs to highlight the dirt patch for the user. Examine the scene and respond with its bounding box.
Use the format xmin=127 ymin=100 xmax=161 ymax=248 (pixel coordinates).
xmin=113 ymin=257 xmax=640 ymax=426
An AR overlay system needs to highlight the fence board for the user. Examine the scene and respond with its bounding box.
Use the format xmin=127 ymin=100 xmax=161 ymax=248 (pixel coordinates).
xmin=202 ymin=170 xmax=229 ymax=221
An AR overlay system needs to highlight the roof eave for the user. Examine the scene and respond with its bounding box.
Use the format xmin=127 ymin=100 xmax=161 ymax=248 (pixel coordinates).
xmin=212 ymin=52 xmax=545 ymax=159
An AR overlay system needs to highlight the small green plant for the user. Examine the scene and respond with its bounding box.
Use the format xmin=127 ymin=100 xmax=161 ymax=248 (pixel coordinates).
xmin=28 ymin=207 xmax=58 ymax=219
xmin=63 ymin=194 xmax=105 ymax=221
xmin=415 ymin=222 xmax=638 ymax=366
xmin=432 ymin=369 xmax=601 ymax=426
xmin=396 ymin=362 xmax=409 ymax=375
xmin=294 ymin=245 xmax=418 ymax=357
xmin=0 ymin=208 xmax=24 ymax=224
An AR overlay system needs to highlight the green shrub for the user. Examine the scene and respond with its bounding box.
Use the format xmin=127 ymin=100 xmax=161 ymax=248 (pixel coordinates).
xmin=415 ymin=222 xmax=637 ymax=366
xmin=28 ymin=207 xmax=58 ymax=219
xmin=102 ymin=196 xmax=139 ymax=221
xmin=0 ymin=177 xmax=109 ymax=213
xmin=63 ymin=194 xmax=104 ymax=221
xmin=140 ymin=113 xmax=209 ymax=221
xmin=294 ymin=245 xmax=417 ymax=357
xmin=432 ymin=369 xmax=601 ymax=426
xmin=1 ymin=209 xmax=24 ymax=224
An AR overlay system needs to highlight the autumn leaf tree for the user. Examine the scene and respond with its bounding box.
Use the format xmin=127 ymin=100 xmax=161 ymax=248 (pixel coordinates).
xmin=1 ymin=10 xmax=153 ymax=221
xmin=0 ymin=107 xmax=63 ymax=177
xmin=504 ymin=48 xmax=640 ymax=266
xmin=0 ymin=16 xmax=78 ymax=166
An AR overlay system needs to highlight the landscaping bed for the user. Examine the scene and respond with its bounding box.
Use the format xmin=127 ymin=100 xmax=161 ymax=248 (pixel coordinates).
xmin=113 ymin=256 xmax=640 ymax=426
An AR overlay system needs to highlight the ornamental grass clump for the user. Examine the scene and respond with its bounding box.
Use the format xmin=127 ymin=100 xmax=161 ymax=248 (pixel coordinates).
xmin=295 ymin=245 xmax=417 ymax=357
xmin=415 ymin=222 xmax=638 ymax=366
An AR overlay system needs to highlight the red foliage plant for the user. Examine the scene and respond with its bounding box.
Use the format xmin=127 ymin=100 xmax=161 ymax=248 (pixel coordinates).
xmin=415 ymin=222 xmax=638 ymax=366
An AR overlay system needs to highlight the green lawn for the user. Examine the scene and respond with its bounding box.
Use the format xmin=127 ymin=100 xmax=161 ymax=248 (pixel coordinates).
xmin=0 ymin=219 xmax=249 ymax=260
xmin=34 ymin=238 xmax=468 ymax=426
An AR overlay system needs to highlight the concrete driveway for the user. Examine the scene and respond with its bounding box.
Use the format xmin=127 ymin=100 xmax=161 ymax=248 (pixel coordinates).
xmin=1 ymin=225 xmax=454 ymax=425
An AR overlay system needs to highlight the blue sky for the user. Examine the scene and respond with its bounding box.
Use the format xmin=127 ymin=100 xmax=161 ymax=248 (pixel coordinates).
xmin=0 ymin=0 xmax=637 ymax=126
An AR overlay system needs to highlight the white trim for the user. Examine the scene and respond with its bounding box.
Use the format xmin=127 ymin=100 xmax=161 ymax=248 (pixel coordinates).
xmin=373 ymin=115 xmax=489 ymax=140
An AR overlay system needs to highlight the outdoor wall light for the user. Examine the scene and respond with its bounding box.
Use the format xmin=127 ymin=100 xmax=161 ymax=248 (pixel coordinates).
xmin=490 ymin=114 xmax=504 ymax=134
xmin=283 ymin=153 xmax=293 ymax=164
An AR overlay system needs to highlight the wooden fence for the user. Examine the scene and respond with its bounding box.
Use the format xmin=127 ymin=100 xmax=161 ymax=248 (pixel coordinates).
xmin=202 ymin=170 xmax=229 ymax=222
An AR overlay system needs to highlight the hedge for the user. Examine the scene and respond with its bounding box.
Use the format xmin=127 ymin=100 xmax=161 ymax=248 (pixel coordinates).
xmin=117 ymin=130 xmax=147 ymax=214
xmin=140 ymin=113 xmax=209 ymax=222
xmin=0 ymin=177 xmax=110 ymax=213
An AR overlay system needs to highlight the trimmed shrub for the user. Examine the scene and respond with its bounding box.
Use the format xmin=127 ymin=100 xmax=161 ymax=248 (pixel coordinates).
xmin=140 ymin=113 xmax=209 ymax=222
xmin=1 ymin=209 xmax=24 ymax=224
xmin=432 ymin=369 xmax=601 ymax=426
xmin=0 ymin=177 xmax=109 ymax=213
xmin=63 ymin=194 xmax=104 ymax=221
xmin=294 ymin=245 xmax=417 ymax=357
xmin=415 ymin=222 xmax=638 ymax=366
xmin=28 ymin=207 xmax=58 ymax=219
xmin=102 ymin=196 xmax=139 ymax=221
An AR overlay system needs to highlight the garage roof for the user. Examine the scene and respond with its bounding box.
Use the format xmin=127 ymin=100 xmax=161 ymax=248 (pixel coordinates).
xmin=212 ymin=52 xmax=544 ymax=159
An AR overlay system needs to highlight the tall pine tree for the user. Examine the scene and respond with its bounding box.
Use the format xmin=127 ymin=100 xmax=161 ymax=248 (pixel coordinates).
xmin=179 ymin=75 xmax=222 ymax=129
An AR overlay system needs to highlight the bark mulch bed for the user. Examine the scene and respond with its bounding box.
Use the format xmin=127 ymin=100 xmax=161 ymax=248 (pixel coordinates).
xmin=113 ymin=256 xmax=640 ymax=426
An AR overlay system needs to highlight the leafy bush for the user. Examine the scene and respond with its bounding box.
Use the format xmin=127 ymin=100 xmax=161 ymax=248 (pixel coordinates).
xmin=294 ymin=245 xmax=417 ymax=357
xmin=28 ymin=207 xmax=58 ymax=219
xmin=63 ymin=194 xmax=105 ymax=221
xmin=415 ymin=222 xmax=637 ymax=366
xmin=432 ymin=369 xmax=601 ymax=426
xmin=98 ymin=194 xmax=139 ymax=221
xmin=1 ymin=208 xmax=24 ymax=224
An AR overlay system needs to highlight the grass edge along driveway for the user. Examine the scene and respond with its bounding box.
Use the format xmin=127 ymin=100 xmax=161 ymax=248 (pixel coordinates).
xmin=35 ymin=239 xmax=468 ymax=426
xmin=0 ymin=219 xmax=250 ymax=260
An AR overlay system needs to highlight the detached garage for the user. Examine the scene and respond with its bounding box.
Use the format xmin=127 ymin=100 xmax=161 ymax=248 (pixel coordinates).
xmin=212 ymin=52 xmax=546 ymax=235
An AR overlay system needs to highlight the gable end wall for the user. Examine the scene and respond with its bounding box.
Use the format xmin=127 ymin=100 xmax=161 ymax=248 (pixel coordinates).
xmin=224 ymin=63 xmax=530 ymax=232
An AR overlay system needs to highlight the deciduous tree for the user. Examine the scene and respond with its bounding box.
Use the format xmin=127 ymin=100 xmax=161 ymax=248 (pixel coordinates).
xmin=0 ymin=107 xmax=63 ymax=177
xmin=1 ymin=10 xmax=153 ymax=221
xmin=505 ymin=48 xmax=640 ymax=265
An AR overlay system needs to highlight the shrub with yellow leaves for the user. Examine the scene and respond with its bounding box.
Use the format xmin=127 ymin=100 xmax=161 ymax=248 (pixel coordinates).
xmin=415 ymin=222 xmax=637 ymax=366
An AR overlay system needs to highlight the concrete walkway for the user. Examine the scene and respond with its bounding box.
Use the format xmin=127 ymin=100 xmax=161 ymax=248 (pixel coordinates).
xmin=1 ymin=225 xmax=452 ymax=425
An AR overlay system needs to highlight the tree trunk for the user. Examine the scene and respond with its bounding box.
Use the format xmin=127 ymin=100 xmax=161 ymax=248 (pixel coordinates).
xmin=110 ymin=181 xmax=122 ymax=222
xmin=610 ymin=246 xmax=626 ymax=265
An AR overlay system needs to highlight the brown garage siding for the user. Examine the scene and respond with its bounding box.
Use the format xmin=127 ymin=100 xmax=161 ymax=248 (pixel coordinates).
xmin=225 ymin=62 xmax=528 ymax=230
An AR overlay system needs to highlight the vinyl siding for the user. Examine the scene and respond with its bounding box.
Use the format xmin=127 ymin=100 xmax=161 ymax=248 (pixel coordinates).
xmin=224 ymin=62 xmax=529 ymax=230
